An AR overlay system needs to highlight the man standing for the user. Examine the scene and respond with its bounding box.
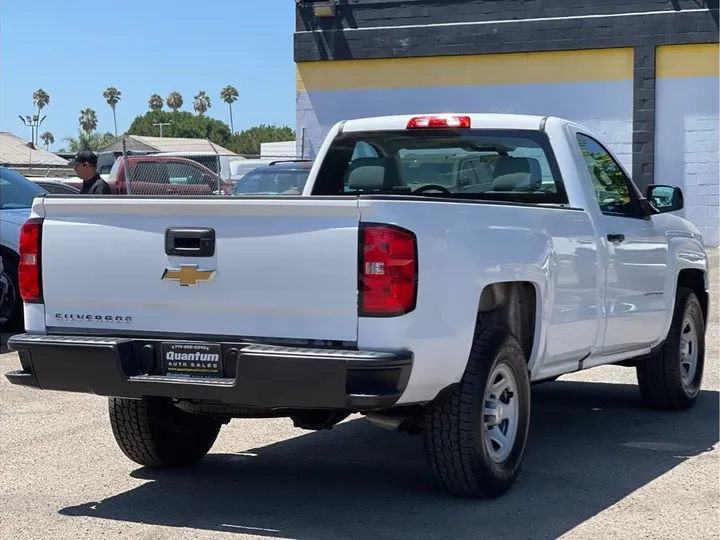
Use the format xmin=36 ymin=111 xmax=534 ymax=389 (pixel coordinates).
xmin=73 ymin=151 xmax=111 ymax=194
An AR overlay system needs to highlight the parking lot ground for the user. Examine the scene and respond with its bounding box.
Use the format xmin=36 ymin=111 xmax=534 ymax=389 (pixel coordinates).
xmin=1 ymin=250 xmax=718 ymax=540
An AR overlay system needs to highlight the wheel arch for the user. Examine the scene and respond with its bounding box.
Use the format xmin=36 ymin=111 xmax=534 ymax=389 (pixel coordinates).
xmin=0 ymin=245 xmax=19 ymax=263
xmin=677 ymin=269 xmax=708 ymax=325
xmin=476 ymin=281 xmax=541 ymax=367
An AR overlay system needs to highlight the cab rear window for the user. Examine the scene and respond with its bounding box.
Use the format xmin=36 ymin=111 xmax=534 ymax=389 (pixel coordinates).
xmin=312 ymin=129 xmax=568 ymax=205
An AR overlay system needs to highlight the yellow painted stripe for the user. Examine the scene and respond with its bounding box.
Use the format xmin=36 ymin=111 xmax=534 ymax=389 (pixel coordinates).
xmin=656 ymin=43 xmax=719 ymax=79
xmin=296 ymin=67 xmax=306 ymax=93
xmin=296 ymin=48 xmax=633 ymax=91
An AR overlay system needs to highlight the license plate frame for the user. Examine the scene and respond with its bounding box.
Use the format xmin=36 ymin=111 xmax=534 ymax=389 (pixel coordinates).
xmin=161 ymin=341 xmax=224 ymax=378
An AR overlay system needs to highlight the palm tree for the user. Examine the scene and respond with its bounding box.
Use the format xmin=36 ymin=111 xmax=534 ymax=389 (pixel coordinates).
xmin=40 ymin=131 xmax=55 ymax=150
xmin=103 ymin=87 xmax=122 ymax=136
xmin=79 ymin=108 xmax=98 ymax=133
xmin=193 ymin=91 xmax=211 ymax=116
xmin=149 ymin=94 xmax=164 ymax=111
xmin=220 ymin=85 xmax=239 ymax=133
xmin=32 ymin=88 xmax=50 ymax=145
xmin=166 ymin=91 xmax=183 ymax=112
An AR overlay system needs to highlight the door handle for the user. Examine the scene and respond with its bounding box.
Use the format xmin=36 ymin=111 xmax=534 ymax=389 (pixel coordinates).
xmin=607 ymin=233 xmax=625 ymax=244
xmin=165 ymin=228 xmax=216 ymax=257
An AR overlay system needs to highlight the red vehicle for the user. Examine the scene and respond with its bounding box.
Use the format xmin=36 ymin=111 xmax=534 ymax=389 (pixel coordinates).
xmin=63 ymin=156 xmax=229 ymax=195
xmin=106 ymin=156 xmax=230 ymax=195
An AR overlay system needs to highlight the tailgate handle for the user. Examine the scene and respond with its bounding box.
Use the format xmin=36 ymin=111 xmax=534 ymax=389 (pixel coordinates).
xmin=165 ymin=228 xmax=215 ymax=257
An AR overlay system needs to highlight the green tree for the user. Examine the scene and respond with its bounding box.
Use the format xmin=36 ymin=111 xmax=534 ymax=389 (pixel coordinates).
xmin=193 ymin=91 xmax=211 ymax=116
xmin=149 ymin=94 xmax=164 ymax=111
xmin=220 ymin=85 xmax=239 ymax=133
xmin=32 ymin=88 xmax=50 ymax=145
xmin=166 ymin=91 xmax=183 ymax=111
xmin=79 ymin=108 xmax=98 ymax=133
xmin=40 ymin=131 xmax=55 ymax=150
xmin=63 ymin=130 xmax=115 ymax=152
xmin=126 ymin=110 xmax=231 ymax=147
xmin=226 ymin=124 xmax=295 ymax=155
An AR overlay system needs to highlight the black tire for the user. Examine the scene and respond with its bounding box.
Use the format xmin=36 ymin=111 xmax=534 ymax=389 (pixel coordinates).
xmin=108 ymin=397 xmax=223 ymax=468
xmin=0 ymin=254 xmax=22 ymax=332
xmin=422 ymin=323 xmax=531 ymax=498
xmin=636 ymin=287 xmax=705 ymax=410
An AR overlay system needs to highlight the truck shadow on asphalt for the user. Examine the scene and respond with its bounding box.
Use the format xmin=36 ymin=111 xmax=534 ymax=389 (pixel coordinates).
xmin=59 ymin=380 xmax=719 ymax=540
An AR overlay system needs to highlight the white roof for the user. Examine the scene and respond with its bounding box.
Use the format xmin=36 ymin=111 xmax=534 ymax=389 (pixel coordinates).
xmin=0 ymin=132 xmax=69 ymax=167
xmin=128 ymin=136 xmax=235 ymax=154
xmin=340 ymin=113 xmax=551 ymax=133
xmin=152 ymin=150 xmax=237 ymax=158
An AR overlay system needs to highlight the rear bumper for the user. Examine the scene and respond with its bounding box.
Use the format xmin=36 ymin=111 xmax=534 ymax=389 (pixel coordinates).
xmin=5 ymin=334 xmax=413 ymax=411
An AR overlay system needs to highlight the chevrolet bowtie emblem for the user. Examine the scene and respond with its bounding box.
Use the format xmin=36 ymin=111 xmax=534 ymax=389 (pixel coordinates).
xmin=161 ymin=264 xmax=217 ymax=287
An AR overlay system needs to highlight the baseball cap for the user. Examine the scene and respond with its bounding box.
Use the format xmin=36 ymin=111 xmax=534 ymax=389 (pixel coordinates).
xmin=73 ymin=150 xmax=98 ymax=167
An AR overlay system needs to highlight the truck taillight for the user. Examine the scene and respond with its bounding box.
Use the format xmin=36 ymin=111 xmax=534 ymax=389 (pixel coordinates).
xmin=359 ymin=224 xmax=418 ymax=317
xmin=18 ymin=218 xmax=43 ymax=303
xmin=406 ymin=115 xmax=471 ymax=129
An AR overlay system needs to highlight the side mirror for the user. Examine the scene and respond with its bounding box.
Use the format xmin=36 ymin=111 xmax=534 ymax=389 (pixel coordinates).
xmin=646 ymin=184 xmax=684 ymax=213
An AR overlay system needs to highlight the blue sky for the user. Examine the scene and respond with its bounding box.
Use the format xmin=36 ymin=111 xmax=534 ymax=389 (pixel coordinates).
xmin=0 ymin=0 xmax=297 ymax=148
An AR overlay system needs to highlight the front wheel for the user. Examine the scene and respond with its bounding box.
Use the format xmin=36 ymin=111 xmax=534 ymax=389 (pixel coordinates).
xmin=636 ymin=287 xmax=705 ymax=410
xmin=109 ymin=397 xmax=223 ymax=468
xmin=422 ymin=323 xmax=531 ymax=498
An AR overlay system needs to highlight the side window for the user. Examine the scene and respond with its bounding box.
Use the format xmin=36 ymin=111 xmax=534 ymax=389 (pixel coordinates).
xmin=132 ymin=161 xmax=169 ymax=184
xmin=351 ymin=141 xmax=378 ymax=160
xmin=167 ymin=162 xmax=205 ymax=185
xmin=576 ymin=133 xmax=637 ymax=217
xmin=458 ymin=160 xmax=478 ymax=187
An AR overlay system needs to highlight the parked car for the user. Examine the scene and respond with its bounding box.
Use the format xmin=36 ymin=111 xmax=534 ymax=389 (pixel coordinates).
xmin=5 ymin=113 xmax=708 ymax=500
xmin=150 ymin=151 xmax=239 ymax=183
xmin=106 ymin=155 xmax=230 ymax=195
xmin=231 ymin=159 xmax=313 ymax=195
xmin=96 ymin=150 xmax=155 ymax=176
xmin=228 ymin=159 xmax=277 ymax=185
xmin=31 ymin=179 xmax=80 ymax=194
xmin=0 ymin=166 xmax=46 ymax=329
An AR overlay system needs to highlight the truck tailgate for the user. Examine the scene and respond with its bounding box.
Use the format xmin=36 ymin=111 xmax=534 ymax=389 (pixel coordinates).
xmin=38 ymin=197 xmax=360 ymax=342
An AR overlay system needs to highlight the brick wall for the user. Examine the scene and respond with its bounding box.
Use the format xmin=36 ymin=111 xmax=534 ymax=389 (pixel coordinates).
xmin=297 ymin=0 xmax=716 ymax=30
xmin=655 ymin=43 xmax=719 ymax=246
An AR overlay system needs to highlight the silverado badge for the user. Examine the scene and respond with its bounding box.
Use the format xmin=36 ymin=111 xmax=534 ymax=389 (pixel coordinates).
xmin=161 ymin=264 xmax=217 ymax=287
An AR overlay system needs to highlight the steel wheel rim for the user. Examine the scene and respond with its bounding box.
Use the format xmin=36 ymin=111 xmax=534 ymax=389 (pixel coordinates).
xmin=0 ymin=271 xmax=16 ymax=325
xmin=679 ymin=315 xmax=698 ymax=387
xmin=483 ymin=362 xmax=520 ymax=463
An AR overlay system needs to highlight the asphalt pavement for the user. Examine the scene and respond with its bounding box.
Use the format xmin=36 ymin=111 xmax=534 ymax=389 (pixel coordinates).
xmin=1 ymin=250 xmax=718 ymax=540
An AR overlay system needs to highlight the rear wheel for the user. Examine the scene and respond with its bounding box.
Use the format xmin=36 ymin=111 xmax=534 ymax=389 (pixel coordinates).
xmin=636 ymin=287 xmax=705 ymax=410
xmin=422 ymin=323 xmax=531 ymax=498
xmin=109 ymin=397 xmax=223 ymax=468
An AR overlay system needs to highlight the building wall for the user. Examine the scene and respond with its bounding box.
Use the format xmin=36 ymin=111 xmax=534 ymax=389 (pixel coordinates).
xmin=655 ymin=43 xmax=719 ymax=246
xmin=260 ymin=140 xmax=297 ymax=158
xmin=297 ymin=48 xmax=634 ymax=169
xmin=295 ymin=1 xmax=719 ymax=245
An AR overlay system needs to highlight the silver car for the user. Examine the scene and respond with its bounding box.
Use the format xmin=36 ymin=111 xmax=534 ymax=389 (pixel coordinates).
xmin=0 ymin=166 xmax=46 ymax=329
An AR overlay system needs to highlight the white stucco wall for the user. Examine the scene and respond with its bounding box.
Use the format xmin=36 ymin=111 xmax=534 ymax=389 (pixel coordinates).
xmin=655 ymin=44 xmax=719 ymax=247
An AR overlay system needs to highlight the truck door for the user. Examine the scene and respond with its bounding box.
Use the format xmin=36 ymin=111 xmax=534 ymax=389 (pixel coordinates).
xmin=572 ymin=131 xmax=668 ymax=354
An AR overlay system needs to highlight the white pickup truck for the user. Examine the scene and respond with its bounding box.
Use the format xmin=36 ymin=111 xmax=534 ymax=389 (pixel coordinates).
xmin=7 ymin=113 xmax=709 ymax=499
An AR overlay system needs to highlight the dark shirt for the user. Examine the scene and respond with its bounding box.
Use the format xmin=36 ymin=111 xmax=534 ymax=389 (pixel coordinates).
xmin=80 ymin=173 xmax=111 ymax=195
